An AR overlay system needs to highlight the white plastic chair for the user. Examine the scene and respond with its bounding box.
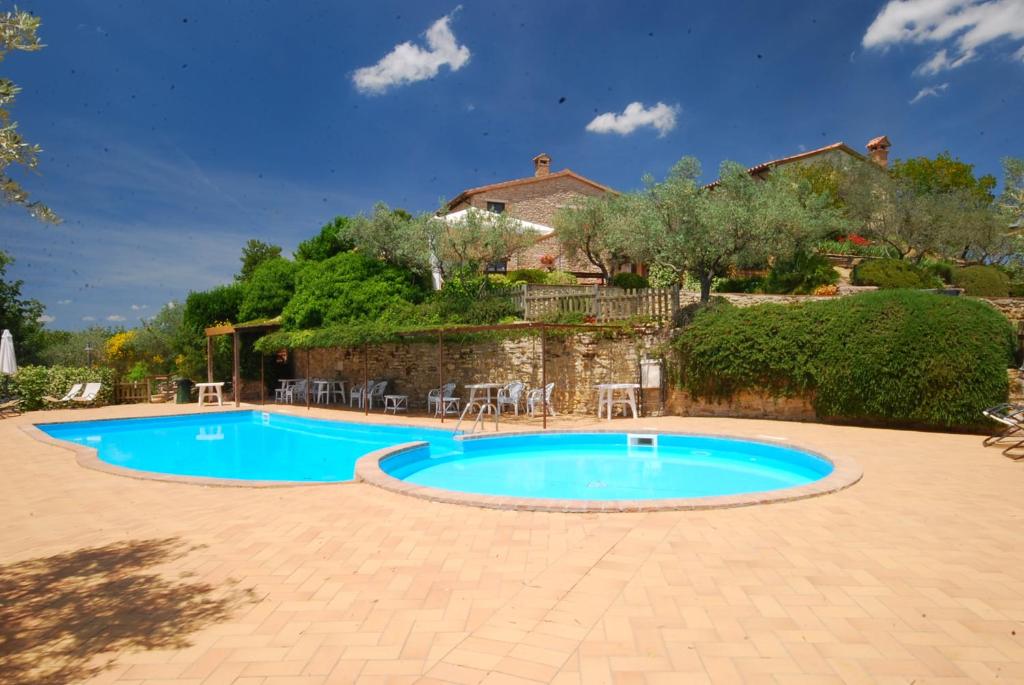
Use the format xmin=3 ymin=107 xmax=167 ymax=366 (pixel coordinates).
xmin=365 ymin=380 xmax=388 ymax=410
xmin=526 ymin=382 xmax=556 ymax=417
xmin=497 ymin=381 xmax=525 ymax=416
xmin=286 ymin=379 xmax=307 ymax=404
xmin=427 ymin=382 xmax=457 ymax=415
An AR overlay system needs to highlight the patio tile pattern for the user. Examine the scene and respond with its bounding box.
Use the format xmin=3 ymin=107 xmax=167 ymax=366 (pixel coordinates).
xmin=2 ymin=402 xmax=1023 ymax=684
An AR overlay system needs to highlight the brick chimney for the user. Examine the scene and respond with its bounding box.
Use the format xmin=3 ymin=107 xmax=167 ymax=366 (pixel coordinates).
xmin=532 ymin=153 xmax=551 ymax=177
xmin=866 ymin=135 xmax=891 ymax=168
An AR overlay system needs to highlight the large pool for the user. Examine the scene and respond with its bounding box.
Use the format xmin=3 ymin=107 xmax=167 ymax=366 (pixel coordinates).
xmin=38 ymin=411 xmax=458 ymax=483
xmin=36 ymin=412 xmax=839 ymax=504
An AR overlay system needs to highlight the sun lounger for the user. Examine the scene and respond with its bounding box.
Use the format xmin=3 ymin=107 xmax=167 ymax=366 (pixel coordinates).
xmin=0 ymin=398 xmax=21 ymax=417
xmin=43 ymin=383 xmax=83 ymax=404
xmin=72 ymin=382 xmax=102 ymax=405
xmin=982 ymin=403 xmax=1024 ymax=446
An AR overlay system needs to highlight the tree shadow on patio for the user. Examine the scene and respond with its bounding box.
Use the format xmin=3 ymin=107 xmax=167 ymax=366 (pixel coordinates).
xmin=0 ymin=538 xmax=256 ymax=685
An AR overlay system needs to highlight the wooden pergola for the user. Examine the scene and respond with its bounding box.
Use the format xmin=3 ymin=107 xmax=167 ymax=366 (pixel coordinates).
xmin=204 ymin=318 xmax=281 ymax=407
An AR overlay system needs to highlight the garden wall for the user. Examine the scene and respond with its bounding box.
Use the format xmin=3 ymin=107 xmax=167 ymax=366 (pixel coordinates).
xmin=292 ymin=328 xmax=666 ymax=416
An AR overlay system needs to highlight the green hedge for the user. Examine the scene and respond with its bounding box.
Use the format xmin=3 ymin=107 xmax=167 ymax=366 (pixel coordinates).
xmin=610 ymin=272 xmax=649 ymax=289
xmin=953 ymin=265 xmax=1010 ymax=297
xmin=851 ymin=258 xmax=938 ymax=289
xmin=672 ymin=290 xmax=1014 ymax=429
xmin=6 ymin=365 xmax=116 ymax=411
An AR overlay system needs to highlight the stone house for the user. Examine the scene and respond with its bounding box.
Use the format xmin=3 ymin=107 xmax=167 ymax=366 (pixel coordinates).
xmin=443 ymin=153 xmax=616 ymax=280
xmin=740 ymin=135 xmax=890 ymax=180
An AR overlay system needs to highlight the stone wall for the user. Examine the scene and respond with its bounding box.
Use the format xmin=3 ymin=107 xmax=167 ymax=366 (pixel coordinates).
xmin=665 ymin=386 xmax=816 ymax=421
xmin=292 ymin=328 xmax=666 ymax=416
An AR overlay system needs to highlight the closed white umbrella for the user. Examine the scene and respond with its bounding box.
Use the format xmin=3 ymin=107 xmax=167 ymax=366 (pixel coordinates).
xmin=0 ymin=329 xmax=17 ymax=376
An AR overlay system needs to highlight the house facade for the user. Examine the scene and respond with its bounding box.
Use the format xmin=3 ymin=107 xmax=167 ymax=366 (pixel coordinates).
xmin=444 ymin=154 xmax=615 ymax=280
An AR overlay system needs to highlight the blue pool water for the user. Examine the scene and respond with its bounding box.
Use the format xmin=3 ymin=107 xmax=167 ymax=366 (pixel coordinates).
xmin=37 ymin=412 xmax=832 ymax=498
xmin=384 ymin=433 xmax=832 ymax=500
xmin=38 ymin=411 xmax=458 ymax=482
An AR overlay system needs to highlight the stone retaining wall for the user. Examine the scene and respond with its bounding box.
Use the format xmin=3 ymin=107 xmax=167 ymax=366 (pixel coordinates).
xmin=293 ymin=328 xmax=666 ymax=416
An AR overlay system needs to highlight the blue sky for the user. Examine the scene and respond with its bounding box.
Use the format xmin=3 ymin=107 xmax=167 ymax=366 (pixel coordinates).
xmin=1 ymin=0 xmax=1022 ymax=330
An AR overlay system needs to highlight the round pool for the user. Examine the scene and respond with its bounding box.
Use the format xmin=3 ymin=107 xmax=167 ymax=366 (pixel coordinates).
xmin=365 ymin=431 xmax=858 ymax=511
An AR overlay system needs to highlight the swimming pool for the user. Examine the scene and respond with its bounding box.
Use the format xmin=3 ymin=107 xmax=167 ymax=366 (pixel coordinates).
xmin=35 ymin=411 xmax=857 ymax=508
xmin=37 ymin=411 xmax=458 ymax=483
xmin=379 ymin=432 xmax=834 ymax=500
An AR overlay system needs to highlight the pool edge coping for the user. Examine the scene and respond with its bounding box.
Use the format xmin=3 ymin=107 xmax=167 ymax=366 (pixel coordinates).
xmin=354 ymin=429 xmax=864 ymax=513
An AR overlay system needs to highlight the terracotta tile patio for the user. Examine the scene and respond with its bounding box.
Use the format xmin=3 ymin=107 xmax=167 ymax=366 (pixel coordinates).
xmin=2 ymin=402 xmax=1023 ymax=684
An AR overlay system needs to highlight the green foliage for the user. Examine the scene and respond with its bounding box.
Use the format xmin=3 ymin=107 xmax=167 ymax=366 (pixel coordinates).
xmin=554 ymin=194 xmax=640 ymax=283
xmin=281 ymin=251 xmax=428 ymax=329
xmin=430 ymin=208 xmax=537 ymax=277
xmin=294 ymin=217 xmax=354 ymax=261
xmin=851 ymin=259 xmax=938 ymax=289
xmin=236 ymin=239 xmax=282 ymax=281
xmin=647 ymin=263 xmax=680 ymax=288
xmin=673 ymin=290 xmax=1014 ymax=429
xmin=816 ymin=238 xmax=899 ymax=258
xmin=920 ymin=260 xmax=956 ymax=285
xmin=891 ymin=151 xmax=997 ymax=206
xmin=762 ymin=252 xmax=838 ymax=294
xmin=537 ymin=310 xmax=587 ymax=325
xmin=183 ymin=284 xmax=243 ymax=333
xmin=713 ymin=275 xmax=763 ymax=293
xmin=952 ymin=265 xmax=1010 ymax=297
xmin=126 ymin=361 xmax=150 ymax=382
xmin=542 ymin=270 xmax=578 ymax=285
xmin=1 ymin=8 xmax=58 ymax=223
xmin=0 ymin=250 xmax=45 ymax=364
xmin=505 ymin=269 xmax=548 ymax=284
xmin=133 ymin=302 xmax=186 ymax=374
xmin=9 ymin=365 xmax=115 ymax=410
xmin=237 ymin=258 xmax=301 ymax=322
xmin=610 ymin=272 xmax=649 ymax=289
xmin=425 ymin=272 xmax=521 ymax=325
xmin=36 ymin=326 xmax=114 ymax=367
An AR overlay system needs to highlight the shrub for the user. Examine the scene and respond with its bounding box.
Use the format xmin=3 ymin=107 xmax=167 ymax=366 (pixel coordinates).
xmin=238 ymin=257 xmax=302 ymax=322
xmin=763 ymin=252 xmax=839 ymax=295
xmin=543 ymin=270 xmax=578 ymax=285
xmin=505 ymin=269 xmax=549 ymax=284
xmin=281 ymin=252 xmax=428 ymax=329
xmin=648 ymin=263 xmax=680 ymax=288
xmin=10 ymin=365 xmax=116 ymax=410
xmin=426 ymin=272 xmax=521 ymax=324
xmin=713 ymin=275 xmax=763 ymax=293
xmin=610 ymin=272 xmax=649 ymax=289
xmin=1010 ymin=282 xmax=1024 ymax=298
xmin=851 ymin=259 xmax=937 ymax=289
xmin=920 ymin=260 xmax=956 ymax=285
xmin=672 ymin=290 xmax=1014 ymax=429
xmin=952 ymin=265 xmax=1010 ymax=297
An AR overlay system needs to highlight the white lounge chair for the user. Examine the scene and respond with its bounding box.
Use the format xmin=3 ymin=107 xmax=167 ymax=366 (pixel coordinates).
xmin=43 ymin=383 xmax=83 ymax=404
xmin=497 ymin=381 xmax=525 ymax=416
xmin=427 ymin=382 xmax=458 ymax=416
xmin=73 ymin=382 xmax=102 ymax=405
xmin=527 ymin=382 xmax=556 ymax=417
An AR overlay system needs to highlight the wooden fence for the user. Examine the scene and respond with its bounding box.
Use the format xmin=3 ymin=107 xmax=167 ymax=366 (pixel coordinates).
xmin=113 ymin=375 xmax=175 ymax=404
xmin=512 ymin=284 xmax=681 ymax=322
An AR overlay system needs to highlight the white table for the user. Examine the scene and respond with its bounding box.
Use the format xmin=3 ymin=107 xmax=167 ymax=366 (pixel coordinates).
xmin=596 ymin=383 xmax=640 ymax=420
xmin=384 ymin=394 xmax=408 ymax=414
xmin=196 ymin=382 xmax=225 ymax=407
xmin=313 ymin=379 xmax=346 ymax=404
xmin=460 ymin=383 xmax=506 ymax=421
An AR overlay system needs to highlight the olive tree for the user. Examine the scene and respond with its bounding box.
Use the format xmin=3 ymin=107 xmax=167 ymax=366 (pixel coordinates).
xmin=1 ymin=8 xmax=57 ymax=223
xmin=423 ymin=207 xmax=536 ymax=279
xmin=553 ymin=194 xmax=639 ymax=284
xmin=637 ymin=158 xmax=836 ymax=302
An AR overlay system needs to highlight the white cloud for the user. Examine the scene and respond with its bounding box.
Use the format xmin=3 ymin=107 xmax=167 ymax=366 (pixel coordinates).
xmin=585 ymin=102 xmax=680 ymax=137
xmin=352 ymin=9 xmax=471 ymax=94
xmin=56 ymin=299 xmax=72 ymax=305
xmin=909 ymin=82 xmax=951 ymax=103
xmin=37 ymin=314 xmax=56 ymax=324
xmin=82 ymin=316 xmax=97 ymax=322
xmin=106 ymin=314 xmax=126 ymax=322
xmin=864 ymin=0 xmax=1024 ymax=74
xmin=130 ymin=304 xmax=148 ymax=310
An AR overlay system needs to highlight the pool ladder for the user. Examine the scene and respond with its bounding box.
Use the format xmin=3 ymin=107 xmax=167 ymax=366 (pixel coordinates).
xmin=455 ymin=401 xmax=499 ymax=434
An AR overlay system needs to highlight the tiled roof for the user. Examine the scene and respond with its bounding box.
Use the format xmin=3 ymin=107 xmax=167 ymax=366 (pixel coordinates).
xmin=446 ymin=169 xmax=615 ymax=210
xmin=704 ymin=141 xmax=866 ymax=189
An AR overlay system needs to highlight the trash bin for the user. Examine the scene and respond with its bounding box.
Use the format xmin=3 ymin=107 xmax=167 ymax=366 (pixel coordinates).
xmin=174 ymin=377 xmax=193 ymax=404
